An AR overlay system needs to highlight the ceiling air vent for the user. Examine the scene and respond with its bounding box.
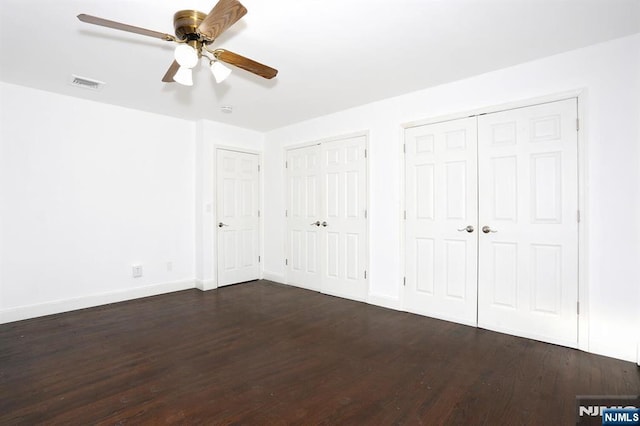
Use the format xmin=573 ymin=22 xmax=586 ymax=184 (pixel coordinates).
xmin=69 ymin=75 xmax=105 ymax=91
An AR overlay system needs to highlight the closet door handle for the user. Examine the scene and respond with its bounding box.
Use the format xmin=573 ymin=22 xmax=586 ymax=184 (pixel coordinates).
xmin=457 ymin=225 xmax=474 ymax=233
xmin=321 ymin=221 xmax=328 ymax=227
xmin=310 ymin=221 xmax=321 ymax=226
xmin=482 ymin=225 xmax=498 ymax=234
xmin=218 ymin=222 xmax=229 ymax=228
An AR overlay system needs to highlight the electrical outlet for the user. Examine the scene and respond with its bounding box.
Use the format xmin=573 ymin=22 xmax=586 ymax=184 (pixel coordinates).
xmin=132 ymin=264 xmax=143 ymax=278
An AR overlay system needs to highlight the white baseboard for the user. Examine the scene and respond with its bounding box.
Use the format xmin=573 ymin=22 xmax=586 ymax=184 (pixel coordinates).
xmin=587 ymin=340 xmax=638 ymax=364
xmin=322 ymin=289 xmax=366 ymax=303
xmin=0 ymin=280 xmax=196 ymax=324
xmin=195 ymin=279 xmax=217 ymax=291
xmin=262 ymin=271 xmax=286 ymax=283
xmin=367 ymin=293 xmax=402 ymax=311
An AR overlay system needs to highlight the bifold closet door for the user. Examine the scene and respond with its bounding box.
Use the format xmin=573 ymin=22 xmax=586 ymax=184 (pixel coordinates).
xmin=286 ymin=136 xmax=368 ymax=301
xmin=477 ymin=99 xmax=579 ymax=347
xmin=216 ymin=149 xmax=260 ymax=287
xmin=404 ymin=117 xmax=479 ymax=326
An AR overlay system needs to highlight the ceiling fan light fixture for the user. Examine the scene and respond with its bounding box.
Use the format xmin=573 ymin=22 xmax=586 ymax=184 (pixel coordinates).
xmin=210 ymin=60 xmax=232 ymax=83
xmin=174 ymin=44 xmax=199 ymax=68
xmin=173 ymin=66 xmax=193 ymax=86
xmin=77 ymin=1 xmax=278 ymax=88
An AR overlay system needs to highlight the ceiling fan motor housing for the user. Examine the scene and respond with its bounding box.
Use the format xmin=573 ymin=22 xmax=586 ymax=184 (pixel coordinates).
xmin=173 ymin=10 xmax=208 ymax=41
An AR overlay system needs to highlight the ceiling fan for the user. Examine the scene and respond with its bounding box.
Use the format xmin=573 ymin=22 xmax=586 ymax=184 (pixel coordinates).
xmin=77 ymin=0 xmax=278 ymax=86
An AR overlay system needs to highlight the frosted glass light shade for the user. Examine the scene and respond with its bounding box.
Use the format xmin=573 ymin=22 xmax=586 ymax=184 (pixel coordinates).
xmin=174 ymin=44 xmax=199 ymax=68
xmin=210 ymin=61 xmax=232 ymax=83
xmin=173 ymin=66 xmax=193 ymax=86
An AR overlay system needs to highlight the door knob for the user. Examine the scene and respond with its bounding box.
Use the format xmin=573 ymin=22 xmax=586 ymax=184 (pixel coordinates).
xmin=218 ymin=222 xmax=229 ymax=228
xmin=482 ymin=225 xmax=497 ymax=234
xmin=310 ymin=221 xmax=321 ymax=226
xmin=321 ymin=221 xmax=328 ymax=227
xmin=457 ymin=225 xmax=474 ymax=233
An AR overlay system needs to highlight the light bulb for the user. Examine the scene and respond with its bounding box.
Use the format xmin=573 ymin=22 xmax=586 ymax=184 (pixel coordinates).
xmin=210 ymin=61 xmax=232 ymax=83
xmin=173 ymin=66 xmax=193 ymax=86
xmin=174 ymin=44 xmax=199 ymax=69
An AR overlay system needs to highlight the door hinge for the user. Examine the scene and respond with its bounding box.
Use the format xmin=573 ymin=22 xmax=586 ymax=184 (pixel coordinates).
xmin=577 ymin=301 xmax=580 ymax=315
xmin=285 ymin=258 xmax=288 ymax=266
xmin=577 ymin=210 xmax=581 ymax=223
xmin=364 ymin=270 xmax=367 ymax=279
xmin=285 ymin=161 xmax=288 ymax=168
xmin=258 ymin=210 xmax=261 ymax=217
xmin=364 ymin=149 xmax=367 ymax=158
xmin=576 ymin=118 xmax=580 ymax=131
xmin=364 ymin=209 xmax=368 ymax=219
xmin=404 ymin=210 xmax=407 ymax=220
xmin=403 ymin=277 xmax=406 ymax=286
xmin=258 ymin=255 xmax=261 ymax=263
xmin=285 ymin=209 xmax=288 ymax=217
xmin=258 ymin=164 xmax=261 ymax=172
xmin=403 ymin=143 xmax=406 ymax=154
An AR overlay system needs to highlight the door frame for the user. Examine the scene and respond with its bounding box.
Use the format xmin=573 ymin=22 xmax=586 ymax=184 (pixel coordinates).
xmin=214 ymin=146 xmax=263 ymax=287
xmin=399 ymin=89 xmax=589 ymax=352
xmin=283 ymin=131 xmax=370 ymax=301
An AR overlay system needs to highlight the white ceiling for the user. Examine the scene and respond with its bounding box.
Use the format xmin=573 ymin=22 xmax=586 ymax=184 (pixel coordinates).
xmin=1 ymin=0 xmax=639 ymax=131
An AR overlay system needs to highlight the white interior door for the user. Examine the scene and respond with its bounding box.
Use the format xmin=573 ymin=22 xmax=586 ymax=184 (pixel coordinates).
xmin=320 ymin=136 xmax=368 ymax=301
xmin=477 ymin=99 xmax=579 ymax=347
xmin=216 ymin=149 xmax=260 ymax=287
xmin=286 ymin=135 xmax=368 ymax=301
xmin=404 ymin=98 xmax=579 ymax=347
xmin=286 ymin=144 xmax=322 ymax=290
xmin=404 ymin=117 xmax=479 ymax=326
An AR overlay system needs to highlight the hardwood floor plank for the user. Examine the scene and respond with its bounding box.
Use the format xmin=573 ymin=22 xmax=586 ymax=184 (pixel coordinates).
xmin=1 ymin=280 xmax=638 ymax=424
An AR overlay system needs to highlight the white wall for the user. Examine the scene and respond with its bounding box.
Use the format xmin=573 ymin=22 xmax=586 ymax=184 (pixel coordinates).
xmin=0 ymin=84 xmax=266 ymax=322
xmin=0 ymin=83 xmax=197 ymax=322
xmin=263 ymin=34 xmax=640 ymax=362
xmin=194 ymin=119 xmax=263 ymax=290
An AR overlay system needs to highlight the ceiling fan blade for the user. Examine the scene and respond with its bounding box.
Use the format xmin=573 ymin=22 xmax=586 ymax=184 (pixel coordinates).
xmin=162 ymin=61 xmax=180 ymax=83
xmin=77 ymin=14 xmax=175 ymax=41
xmin=214 ymin=49 xmax=278 ymax=79
xmin=197 ymin=0 xmax=247 ymax=41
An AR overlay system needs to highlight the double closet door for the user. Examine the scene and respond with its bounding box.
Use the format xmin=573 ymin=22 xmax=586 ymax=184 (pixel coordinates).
xmin=286 ymin=136 xmax=368 ymax=301
xmin=405 ymin=99 xmax=579 ymax=348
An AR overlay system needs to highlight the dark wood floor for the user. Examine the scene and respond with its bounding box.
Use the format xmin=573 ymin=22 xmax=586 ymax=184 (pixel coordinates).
xmin=1 ymin=280 xmax=638 ymax=425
